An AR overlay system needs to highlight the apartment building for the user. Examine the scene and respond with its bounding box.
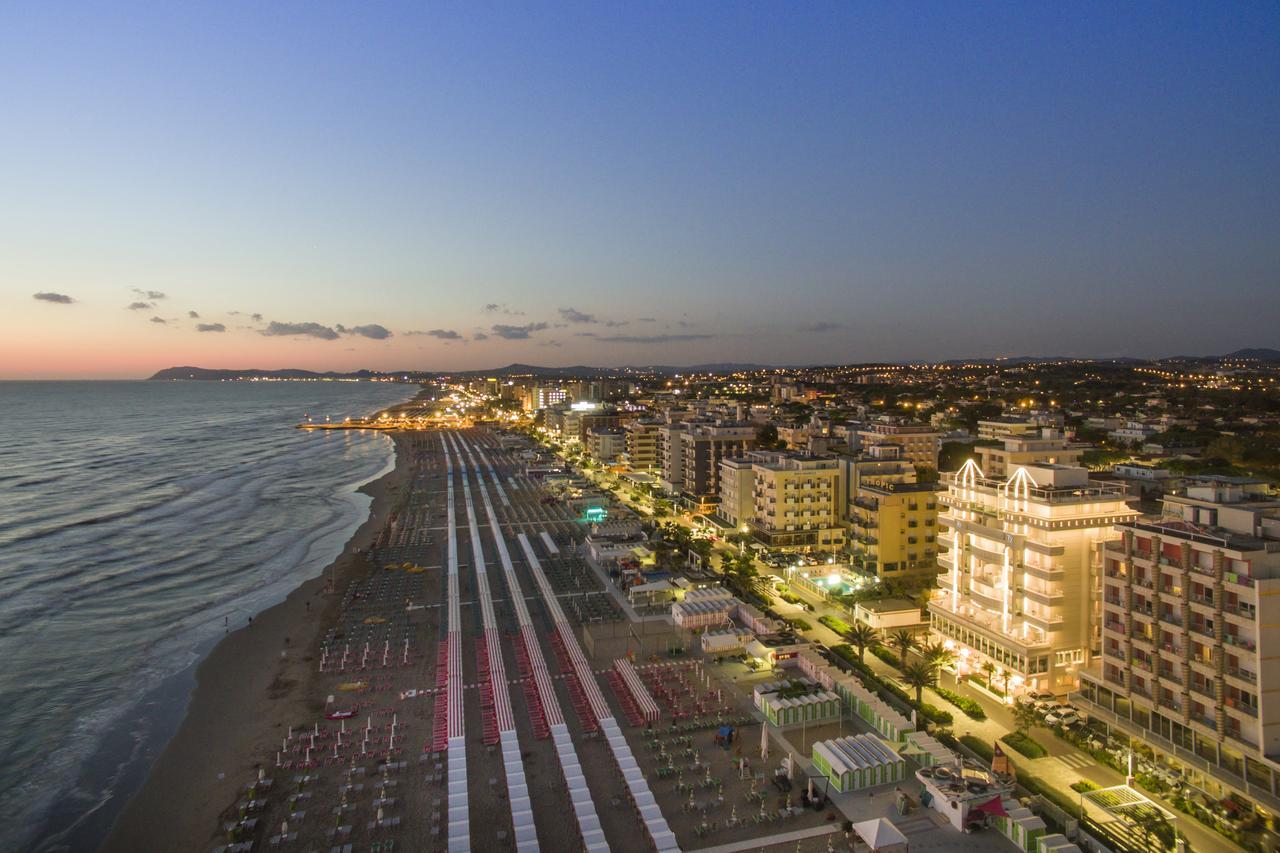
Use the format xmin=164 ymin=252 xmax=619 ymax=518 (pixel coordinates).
xmin=928 ymin=460 xmax=1137 ymax=694
xmin=675 ymin=420 xmax=752 ymax=507
xmin=850 ymin=476 xmax=941 ymax=578
xmin=733 ymin=452 xmax=844 ymax=551
xmin=857 ymin=420 xmax=941 ymax=469
xmin=1077 ymin=477 xmax=1280 ymax=815
xmin=719 ymin=457 xmax=756 ymax=527
xmin=585 ymin=428 xmax=626 ymax=465
xmin=623 ymin=419 xmax=662 ymax=473
xmin=974 ymin=429 xmax=1084 ymax=479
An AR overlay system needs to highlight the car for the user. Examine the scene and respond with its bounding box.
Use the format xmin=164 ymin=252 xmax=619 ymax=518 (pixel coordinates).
xmin=1045 ymin=710 xmax=1083 ymax=727
xmin=1042 ymin=701 xmax=1079 ymax=718
xmin=1017 ymin=691 xmax=1056 ymax=709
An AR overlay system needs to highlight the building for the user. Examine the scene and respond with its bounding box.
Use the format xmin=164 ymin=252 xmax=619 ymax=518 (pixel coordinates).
xmin=977 ymin=411 xmax=1064 ymax=441
xmin=928 ymin=460 xmax=1137 ymax=695
xmin=857 ymin=420 xmax=941 ymax=470
xmin=718 ymin=457 xmax=756 ymax=527
xmin=623 ymin=419 xmax=662 ymax=473
xmin=850 ymin=477 xmax=940 ymax=578
xmin=585 ymin=427 xmax=625 ymax=465
xmin=666 ymin=421 xmax=756 ymax=511
xmin=973 ymin=429 xmax=1084 ymax=479
xmin=1077 ymin=477 xmax=1280 ymax=816
xmin=718 ymin=451 xmax=844 ymax=551
xmin=853 ymin=599 xmax=924 ymax=632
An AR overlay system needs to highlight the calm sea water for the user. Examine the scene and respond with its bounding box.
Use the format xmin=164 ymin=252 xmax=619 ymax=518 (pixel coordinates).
xmin=0 ymin=380 xmax=415 ymax=852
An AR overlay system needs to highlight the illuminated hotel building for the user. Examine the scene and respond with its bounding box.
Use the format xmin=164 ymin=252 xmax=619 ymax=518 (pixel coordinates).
xmin=928 ymin=460 xmax=1137 ymax=694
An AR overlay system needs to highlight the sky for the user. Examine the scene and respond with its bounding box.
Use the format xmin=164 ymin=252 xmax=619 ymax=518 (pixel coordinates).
xmin=1 ymin=2 xmax=1277 ymax=378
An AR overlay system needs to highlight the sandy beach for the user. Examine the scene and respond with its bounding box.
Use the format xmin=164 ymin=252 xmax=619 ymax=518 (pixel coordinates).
xmin=104 ymin=433 xmax=413 ymax=852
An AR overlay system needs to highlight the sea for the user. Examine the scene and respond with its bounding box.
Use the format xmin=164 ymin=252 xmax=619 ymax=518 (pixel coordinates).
xmin=0 ymin=379 xmax=416 ymax=852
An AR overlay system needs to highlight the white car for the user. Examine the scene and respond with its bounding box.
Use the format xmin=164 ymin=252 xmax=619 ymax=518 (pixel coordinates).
xmin=1042 ymin=701 xmax=1076 ymax=717
xmin=1044 ymin=710 xmax=1083 ymax=727
xmin=1017 ymin=691 xmax=1056 ymax=709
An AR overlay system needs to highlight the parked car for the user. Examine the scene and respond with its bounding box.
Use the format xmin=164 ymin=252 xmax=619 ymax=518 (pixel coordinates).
xmin=1017 ymin=691 xmax=1056 ymax=709
xmin=1045 ymin=710 xmax=1083 ymax=727
xmin=1041 ymin=701 xmax=1076 ymax=717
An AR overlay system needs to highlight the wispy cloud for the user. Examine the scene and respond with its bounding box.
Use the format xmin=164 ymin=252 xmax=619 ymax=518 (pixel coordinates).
xmin=188 ymin=310 xmax=200 ymax=319
xmin=126 ymin=301 xmax=152 ymax=310
xmin=132 ymin=288 xmax=166 ymax=300
xmin=597 ymin=333 xmax=714 ymax=344
xmin=196 ymin=322 xmax=226 ymax=332
xmin=150 ymin=316 xmax=167 ymax=324
xmin=261 ymin=321 xmax=340 ymax=340
xmin=491 ymin=322 xmax=549 ymax=340
xmin=559 ymin=307 xmax=596 ymax=324
xmin=472 ymin=331 xmax=489 ymax=341
xmin=251 ymin=312 xmax=263 ymax=322
xmin=483 ymin=303 xmax=524 ymax=316
xmin=406 ymin=329 xmax=462 ymax=340
xmin=338 ymin=324 xmax=393 ymax=340
xmin=33 ymin=291 xmax=74 ymax=304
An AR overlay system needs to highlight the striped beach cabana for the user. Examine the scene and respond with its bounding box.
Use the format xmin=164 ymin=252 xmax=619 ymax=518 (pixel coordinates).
xmin=810 ymin=733 xmax=906 ymax=793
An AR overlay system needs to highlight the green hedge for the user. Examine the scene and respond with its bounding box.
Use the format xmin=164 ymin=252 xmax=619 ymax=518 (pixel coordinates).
xmin=933 ymin=686 xmax=986 ymax=720
xmin=788 ymin=618 xmax=812 ymax=631
xmin=1001 ymin=731 xmax=1048 ymax=759
xmin=818 ymin=614 xmax=852 ymax=636
xmin=870 ymin=645 xmax=902 ymax=669
xmin=1070 ymin=780 xmax=1099 ymax=794
xmin=959 ymin=735 xmax=994 ymax=761
xmin=826 ymin=644 xmax=952 ymax=725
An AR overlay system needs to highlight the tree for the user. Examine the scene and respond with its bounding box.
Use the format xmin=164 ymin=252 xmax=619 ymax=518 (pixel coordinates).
xmin=1011 ymin=701 xmax=1039 ymax=736
xmin=901 ymin=661 xmax=936 ymax=706
xmin=888 ymin=629 xmax=918 ymax=668
xmin=980 ymin=661 xmax=996 ymax=689
xmin=918 ymin=641 xmax=955 ymax=673
xmin=848 ymin=623 xmax=879 ymax=664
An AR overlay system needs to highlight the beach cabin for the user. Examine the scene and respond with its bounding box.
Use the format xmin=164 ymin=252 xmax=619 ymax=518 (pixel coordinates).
xmin=810 ymin=734 xmax=905 ymax=793
xmin=900 ymin=731 xmax=954 ymax=767
xmin=993 ymin=804 xmax=1048 ymax=852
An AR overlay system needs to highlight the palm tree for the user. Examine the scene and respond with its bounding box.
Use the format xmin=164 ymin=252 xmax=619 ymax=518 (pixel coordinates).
xmin=918 ymin=641 xmax=956 ymax=674
xmin=848 ymin=623 xmax=879 ymax=663
xmin=901 ymin=661 xmax=936 ymax=706
xmin=980 ymin=661 xmax=997 ymax=689
xmin=1011 ymin=701 xmax=1039 ymax=736
xmin=888 ymin=629 xmax=918 ymax=668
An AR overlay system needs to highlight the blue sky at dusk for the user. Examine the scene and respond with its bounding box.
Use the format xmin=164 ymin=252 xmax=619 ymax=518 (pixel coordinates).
xmin=1 ymin=2 xmax=1277 ymax=377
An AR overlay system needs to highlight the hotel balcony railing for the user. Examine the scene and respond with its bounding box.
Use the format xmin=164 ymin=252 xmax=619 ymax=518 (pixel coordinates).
xmin=1160 ymin=642 xmax=1185 ymax=656
xmin=1225 ymin=602 xmax=1257 ymax=620
xmin=1159 ymin=669 xmax=1183 ymax=685
xmin=1189 ymin=682 xmax=1216 ymax=701
xmin=1226 ymin=698 xmax=1259 ymax=718
xmin=1225 ymin=635 xmax=1258 ymax=652
xmin=1226 ymin=666 xmax=1257 ymax=682
xmin=1103 ymin=621 xmax=1127 ymax=636
xmin=1162 ymin=612 xmax=1185 ymax=627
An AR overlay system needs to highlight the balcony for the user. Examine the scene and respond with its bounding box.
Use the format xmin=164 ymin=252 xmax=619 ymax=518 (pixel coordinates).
xmin=1224 ymin=634 xmax=1257 ymax=653
xmin=1103 ymin=620 xmax=1127 ymax=636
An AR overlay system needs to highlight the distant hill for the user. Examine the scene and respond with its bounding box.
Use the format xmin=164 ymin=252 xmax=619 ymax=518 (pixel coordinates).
xmin=149 ymin=366 xmax=386 ymax=381
xmin=149 ymin=362 xmax=772 ymax=381
xmin=1223 ymin=348 xmax=1280 ymax=362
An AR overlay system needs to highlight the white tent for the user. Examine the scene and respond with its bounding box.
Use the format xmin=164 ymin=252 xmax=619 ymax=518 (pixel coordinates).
xmin=852 ymin=817 xmax=909 ymax=852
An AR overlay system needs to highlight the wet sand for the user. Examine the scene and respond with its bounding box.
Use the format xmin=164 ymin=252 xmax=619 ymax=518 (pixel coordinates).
xmin=104 ymin=433 xmax=412 ymax=852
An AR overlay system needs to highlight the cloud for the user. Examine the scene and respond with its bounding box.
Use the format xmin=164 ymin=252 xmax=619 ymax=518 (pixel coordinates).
xmin=801 ymin=321 xmax=844 ymax=333
xmin=406 ymin=328 xmax=462 ymax=340
xmin=126 ymin=301 xmax=153 ymax=310
xmin=251 ymin=312 xmax=263 ymax=322
xmin=482 ymin=303 xmax=524 ymax=315
xmin=472 ymin=332 xmax=489 ymax=341
xmin=575 ymin=331 xmax=598 ymax=338
xmin=133 ymin=288 xmax=166 ymax=300
xmin=188 ymin=310 xmax=200 ymax=319
xmin=261 ymin=321 xmax=340 ymax=340
xmin=196 ymin=322 xmax=226 ymax=332
xmin=538 ymin=340 xmax=563 ymax=348
xmin=604 ymin=319 xmax=629 ymax=327
xmin=33 ymin=291 xmax=74 ymax=304
xmin=596 ymin=333 xmax=714 ymax=344
xmin=344 ymin=324 xmax=392 ymax=340
xmin=491 ymin=322 xmax=548 ymax=340
xmin=637 ymin=317 xmax=656 ymax=322
xmin=559 ymin=307 xmax=596 ymax=324
xmin=150 ymin=316 xmax=167 ymax=324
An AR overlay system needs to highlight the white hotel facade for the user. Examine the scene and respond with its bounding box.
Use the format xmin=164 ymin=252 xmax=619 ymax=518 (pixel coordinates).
xmin=928 ymin=460 xmax=1137 ymax=695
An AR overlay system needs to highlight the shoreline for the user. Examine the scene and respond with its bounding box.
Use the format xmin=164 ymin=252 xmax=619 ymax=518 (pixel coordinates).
xmin=103 ymin=430 xmax=413 ymax=851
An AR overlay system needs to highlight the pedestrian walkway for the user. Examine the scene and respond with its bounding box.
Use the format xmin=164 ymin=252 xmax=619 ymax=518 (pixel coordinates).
xmin=686 ymin=823 xmax=839 ymax=853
